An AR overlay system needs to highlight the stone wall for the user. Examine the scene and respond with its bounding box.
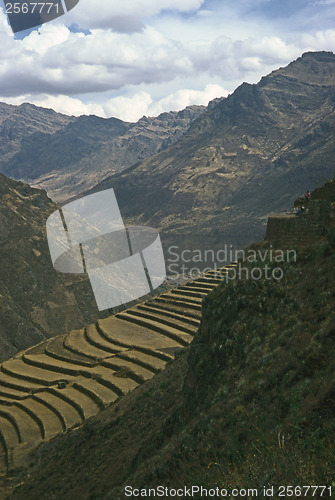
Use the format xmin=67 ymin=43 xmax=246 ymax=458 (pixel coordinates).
xmin=266 ymin=200 xmax=332 ymax=248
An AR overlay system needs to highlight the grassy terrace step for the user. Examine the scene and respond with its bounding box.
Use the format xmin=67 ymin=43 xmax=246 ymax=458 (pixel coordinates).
xmin=97 ymin=318 xmax=176 ymax=361
xmin=22 ymin=354 xmax=138 ymax=395
xmin=145 ymin=299 xmax=201 ymax=320
xmin=179 ymin=285 xmax=214 ymax=294
xmin=47 ymin=386 xmax=101 ymax=420
xmin=154 ymin=295 xmax=202 ymax=311
xmin=0 ymin=405 xmax=42 ymax=443
xmin=32 ymin=385 xmax=99 ymax=423
xmin=22 ymin=342 xmax=48 ymax=356
xmin=12 ymin=399 xmax=63 ymax=440
xmin=0 ymin=416 xmax=19 ymax=470
xmin=1 ymin=359 xmax=66 ymax=386
xmin=0 ymin=385 xmax=31 ymax=401
xmin=0 ymin=395 xmax=63 ymax=439
xmin=160 ymin=290 xmax=203 ymax=303
xmin=85 ymin=324 xmax=129 ymax=356
xmin=101 ymin=357 xmax=154 ymax=384
xmin=64 ymin=329 xmax=129 ymax=362
xmin=115 ymin=350 xmax=166 ymax=373
xmin=63 ymin=329 xmax=108 ymax=361
xmin=203 ymin=274 xmax=225 ymax=280
xmin=32 ymin=392 xmax=81 ymax=430
xmin=91 ymin=320 xmax=170 ymax=371
xmin=170 ymin=287 xmax=206 ymax=299
xmin=64 ymin=330 xmax=152 ymax=389
xmin=0 ymin=412 xmax=20 ymax=447
xmin=204 ymin=268 xmax=228 ymax=275
xmin=0 ymin=372 xmax=42 ymax=394
xmin=45 ymin=335 xmax=96 ymax=367
xmin=87 ymin=366 xmax=139 ymax=395
xmin=195 ymin=276 xmax=225 ymax=285
xmin=0 ymin=426 xmax=8 ymax=475
xmin=137 ymin=303 xmax=200 ymax=327
xmin=122 ymin=307 xmax=197 ymax=336
xmin=115 ymin=311 xmax=192 ymax=347
xmin=72 ymin=379 xmax=119 ymax=408
xmin=45 ymin=388 xmax=85 ymax=422
xmin=184 ymin=281 xmax=219 ymax=290
xmin=22 ymin=353 xmax=83 ymax=377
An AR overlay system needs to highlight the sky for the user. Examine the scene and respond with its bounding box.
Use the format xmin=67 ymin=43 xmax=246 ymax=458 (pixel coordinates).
xmin=0 ymin=0 xmax=334 ymax=122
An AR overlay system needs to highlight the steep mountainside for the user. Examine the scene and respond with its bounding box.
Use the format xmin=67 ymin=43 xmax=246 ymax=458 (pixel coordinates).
xmin=0 ymin=260 xmax=229 ymax=481
xmin=0 ymin=105 xmax=205 ymax=203
xmin=85 ymin=51 xmax=335 ymax=259
xmin=0 ymin=174 xmax=114 ymax=362
xmin=7 ymin=186 xmax=335 ymax=500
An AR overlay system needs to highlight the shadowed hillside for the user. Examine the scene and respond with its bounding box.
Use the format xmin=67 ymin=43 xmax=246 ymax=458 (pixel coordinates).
xmin=0 ymin=174 xmax=116 ymax=362
xmin=0 ymin=266 xmax=234 ymax=477
xmin=3 ymin=181 xmax=335 ymax=500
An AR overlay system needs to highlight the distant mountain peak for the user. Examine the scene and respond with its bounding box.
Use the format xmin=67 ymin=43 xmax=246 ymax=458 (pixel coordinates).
xmin=300 ymin=50 xmax=335 ymax=60
xmin=259 ymin=50 xmax=335 ymax=88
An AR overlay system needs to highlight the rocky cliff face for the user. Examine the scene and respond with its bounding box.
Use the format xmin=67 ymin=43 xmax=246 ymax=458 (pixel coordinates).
xmin=84 ymin=51 xmax=335 ymax=261
xmin=0 ymin=102 xmax=74 ymax=163
xmin=0 ymin=104 xmax=205 ymax=203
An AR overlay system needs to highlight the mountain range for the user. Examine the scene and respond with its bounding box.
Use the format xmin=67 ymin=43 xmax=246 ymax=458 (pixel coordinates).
xmin=83 ymin=51 xmax=335 ymax=260
xmin=1 ymin=52 xmax=334 ymax=265
xmin=0 ymin=50 xmax=334 ymax=359
xmin=0 ymin=103 xmax=205 ymax=203
xmin=0 ymin=51 xmax=334 ymax=498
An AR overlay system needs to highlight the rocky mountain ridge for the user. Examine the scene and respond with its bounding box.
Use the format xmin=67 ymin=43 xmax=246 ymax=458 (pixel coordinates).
xmin=84 ymin=51 xmax=335 ymax=262
xmin=0 ymin=103 xmax=206 ymax=203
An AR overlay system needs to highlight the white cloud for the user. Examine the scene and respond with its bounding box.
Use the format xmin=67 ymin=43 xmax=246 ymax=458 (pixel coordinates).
xmin=22 ymin=24 xmax=71 ymax=54
xmin=1 ymin=93 xmax=104 ymax=116
xmin=147 ymin=84 xmax=229 ymax=116
xmin=240 ymin=36 xmax=298 ymax=62
xmin=0 ymin=0 xmax=334 ymax=122
xmin=103 ymin=91 xmax=153 ymax=122
xmin=102 ymin=84 xmax=229 ymax=122
xmin=0 ymin=84 xmax=229 ymax=122
xmin=0 ymin=22 xmax=195 ymax=96
xmin=299 ymin=29 xmax=335 ymax=51
xmin=63 ymin=0 xmax=205 ymax=31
